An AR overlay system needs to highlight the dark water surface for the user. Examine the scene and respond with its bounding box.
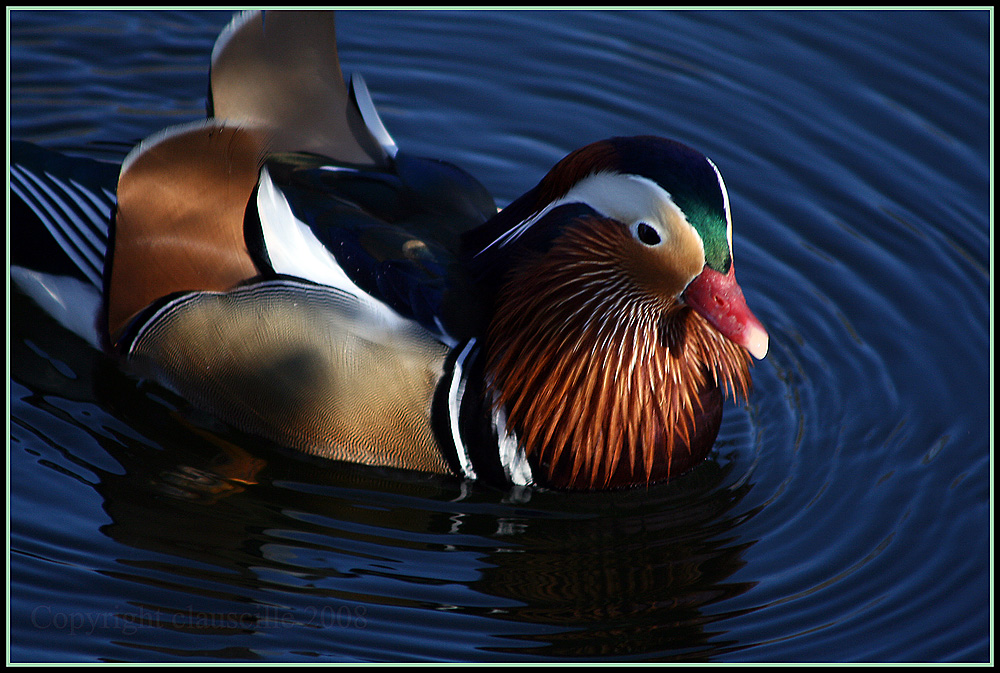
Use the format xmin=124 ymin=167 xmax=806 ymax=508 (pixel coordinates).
xmin=8 ymin=9 xmax=991 ymax=663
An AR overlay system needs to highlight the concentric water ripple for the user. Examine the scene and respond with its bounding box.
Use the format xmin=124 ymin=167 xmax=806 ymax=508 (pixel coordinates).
xmin=9 ymin=9 xmax=990 ymax=662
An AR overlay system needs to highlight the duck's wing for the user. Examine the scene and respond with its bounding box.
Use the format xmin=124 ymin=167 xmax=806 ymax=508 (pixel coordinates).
xmin=208 ymin=10 xmax=389 ymax=166
xmin=104 ymin=120 xmax=454 ymax=471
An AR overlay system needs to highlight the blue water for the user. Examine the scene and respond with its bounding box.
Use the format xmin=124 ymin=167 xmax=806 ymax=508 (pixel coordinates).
xmin=8 ymin=9 xmax=991 ymax=663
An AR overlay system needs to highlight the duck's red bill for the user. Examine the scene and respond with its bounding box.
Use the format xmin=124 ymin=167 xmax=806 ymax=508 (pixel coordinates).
xmin=682 ymin=265 xmax=768 ymax=360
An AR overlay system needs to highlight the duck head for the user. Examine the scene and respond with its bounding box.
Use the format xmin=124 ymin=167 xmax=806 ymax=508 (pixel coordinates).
xmin=466 ymin=136 xmax=768 ymax=490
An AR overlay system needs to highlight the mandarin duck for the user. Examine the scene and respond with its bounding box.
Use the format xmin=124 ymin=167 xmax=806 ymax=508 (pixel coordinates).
xmin=10 ymin=10 xmax=768 ymax=491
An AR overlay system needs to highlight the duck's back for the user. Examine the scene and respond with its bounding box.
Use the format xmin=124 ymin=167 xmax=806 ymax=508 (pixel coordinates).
xmin=11 ymin=10 xmax=501 ymax=477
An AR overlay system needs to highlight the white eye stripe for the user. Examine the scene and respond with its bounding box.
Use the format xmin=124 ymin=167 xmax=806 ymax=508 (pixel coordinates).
xmin=564 ymin=172 xmax=682 ymax=230
xmin=481 ymin=171 xmax=688 ymax=254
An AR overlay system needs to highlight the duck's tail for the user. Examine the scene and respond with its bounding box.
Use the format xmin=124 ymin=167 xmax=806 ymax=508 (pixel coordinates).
xmin=10 ymin=142 xmax=118 ymax=349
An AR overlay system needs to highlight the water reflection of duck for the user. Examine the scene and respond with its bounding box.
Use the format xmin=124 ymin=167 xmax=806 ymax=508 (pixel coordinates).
xmin=10 ymin=10 xmax=767 ymax=491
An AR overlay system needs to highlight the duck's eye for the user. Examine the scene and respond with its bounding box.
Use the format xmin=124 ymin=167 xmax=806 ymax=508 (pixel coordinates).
xmin=635 ymin=221 xmax=662 ymax=246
